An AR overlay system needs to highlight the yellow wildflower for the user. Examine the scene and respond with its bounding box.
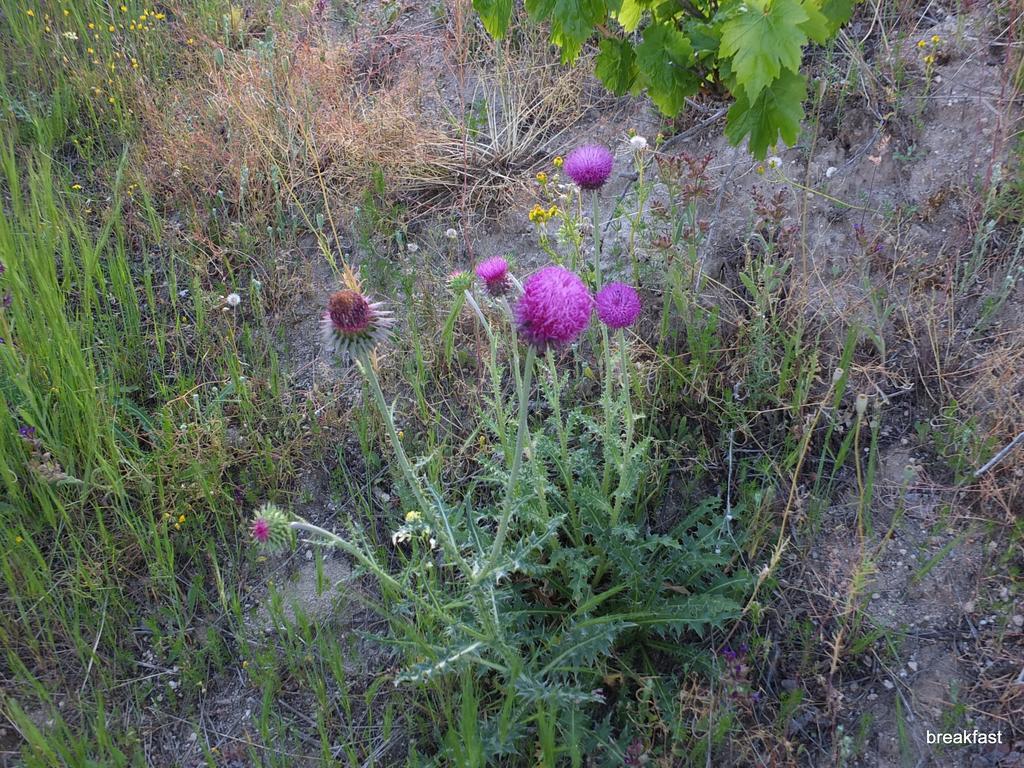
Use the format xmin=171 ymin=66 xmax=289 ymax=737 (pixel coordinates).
xmin=553 ymin=156 xmax=563 ymax=169
xmin=917 ymin=40 xmax=926 ymax=48
xmin=87 ymin=21 xmax=94 ymax=28
xmin=536 ymin=171 xmax=547 ymax=184
xmin=26 ymin=8 xmax=35 ymax=16
xmin=15 ymin=535 xmax=23 ymax=544
xmin=931 ymin=34 xmax=940 ymax=43
xmin=405 ymin=510 xmax=422 ymax=523
xmin=120 ymin=4 xmax=127 ymax=10
xmin=108 ymin=24 xmax=114 ymax=30
xmin=62 ymin=7 xmax=69 ymax=14
xmin=71 ymin=183 xmax=82 ymax=190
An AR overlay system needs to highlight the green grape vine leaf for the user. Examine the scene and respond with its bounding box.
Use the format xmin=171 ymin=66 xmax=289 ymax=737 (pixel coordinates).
xmin=725 ymin=69 xmax=807 ymax=158
xmin=472 ymin=0 xmax=512 ymax=38
xmin=719 ymin=0 xmax=809 ymax=100
xmin=636 ymin=23 xmax=700 ymax=115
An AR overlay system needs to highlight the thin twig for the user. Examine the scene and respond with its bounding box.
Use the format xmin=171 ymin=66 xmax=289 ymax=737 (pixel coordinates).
xmin=973 ymin=430 xmax=1024 ymax=478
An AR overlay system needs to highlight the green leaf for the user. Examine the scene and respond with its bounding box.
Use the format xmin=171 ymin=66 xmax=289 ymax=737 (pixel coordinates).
xmin=595 ymin=38 xmax=638 ymax=94
xmin=636 ymin=22 xmax=700 ymax=116
xmin=614 ymin=0 xmax=644 ymax=30
xmin=720 ymin=0 xmax=809 ymax=100
xmin=799 ymin=0 xmax=830 ymax=43
xmin=725 ymin=69 xmax=807 ymax=158
xmin=820 ymin=0 xmax=857 ymax=35
xmin=528 ymin=0 xmax=607 ymax=62
xmin=472 ymin=0 xmax=512 ymax=38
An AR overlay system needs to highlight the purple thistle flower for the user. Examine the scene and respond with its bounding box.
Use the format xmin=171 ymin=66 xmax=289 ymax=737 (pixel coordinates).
xmin=475 ymin=257 xmax=511 ymax=296
xmin=514 ymin=265 xmax=592 ymax=348
xmin=251 ymin=517 xmax=271 ymax=543
xmin=320 ymin=289 xmax=393 ymax=360
xmin=595 ymin=282 xmax=641 ymax=329
xmin=564 ymin=145 xmax=614 ymax=190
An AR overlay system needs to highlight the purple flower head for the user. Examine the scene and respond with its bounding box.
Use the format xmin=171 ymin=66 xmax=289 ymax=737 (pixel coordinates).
xmin=595 ymin=282 xmax=641 ymax=329
xmin=251 ymin=517 xmax=271 ymax=543
xmin=515 ymin=265 xmax=592 ymax=348
xmin=475 ymin=256 xmax=511 ymax=296
xmin=18 ymin=425 xmax=35 ymax=439
xmin=564 ymin=145 xmax=614 ymax=190
xmin=320 ymin=289 xmax=393 ymax=360
xmin=249 ymin=503 xmax=294 ymax=551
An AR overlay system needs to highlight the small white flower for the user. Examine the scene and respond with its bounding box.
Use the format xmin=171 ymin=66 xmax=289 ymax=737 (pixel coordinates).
xmin=825 ymin=166 xmax=838 ymax=178
xmin=406 ymin=242 xmax=419 ymax=253
xmin=445 ymin=228 xmax=458 ymax=240
xmin=63 ymin=31 xmax=78 ymax=39
xmin=429 ymin=537 xmax=437 ymax=550
xmin=628 ymin=135 xmax=648 ymax=152
xmin=766 ymin=156 xmax=783 ymax=170
xmin=225 ymin=292 xmax=241 ymax=307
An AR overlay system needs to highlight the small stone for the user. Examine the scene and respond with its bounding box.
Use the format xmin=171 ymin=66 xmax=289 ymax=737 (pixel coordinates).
xmin=882 ymin=679 xmax=895 ymax=690
xmin=908 ymin=661 xmax=919 ymax=672
xmin=872 ymin=593 xmax=881 ymax=600
xmin=1012 ymin=615 xmax=1023 ymax=627
xmin=964 ymin=601 xmax=975 ymax=613
xmin=867 ymin=692 xmax=878 ymax=701
xmin=305 ymin=549 xmax=313 ymax=561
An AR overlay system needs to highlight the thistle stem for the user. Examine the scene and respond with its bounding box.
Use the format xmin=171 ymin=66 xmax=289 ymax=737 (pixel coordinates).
xmin=356 ymin=351 xmax=469 ymax=572
xmin=592 ymin=189 xmax=602 ymax=289
xmin=481 ymin=344 xmax=536 ymax=581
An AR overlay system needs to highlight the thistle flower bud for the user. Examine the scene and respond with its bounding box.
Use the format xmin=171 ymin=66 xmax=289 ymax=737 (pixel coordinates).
xmin=250 ymin=503 xmax=295 ymax=552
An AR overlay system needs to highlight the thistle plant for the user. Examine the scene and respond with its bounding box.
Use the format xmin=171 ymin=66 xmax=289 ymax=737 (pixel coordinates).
xmin=249 ymin=190 xmax=745 ymax=761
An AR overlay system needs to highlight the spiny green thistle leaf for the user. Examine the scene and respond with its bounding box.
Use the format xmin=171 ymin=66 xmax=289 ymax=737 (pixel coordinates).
xmin=472 ymin=0 xmax=513 ymax=38
xmin=636 ymin=22 xmax=700 ymax=116
xmin=595 ymin=38 xmax=638 ymax=94
xmin=719 ymin=0 xmax=809 ymax=100
xmin=725 ymin=69 xmax=807 ymax=158
xmin=542 ymin=620 xmax=634 ymax=670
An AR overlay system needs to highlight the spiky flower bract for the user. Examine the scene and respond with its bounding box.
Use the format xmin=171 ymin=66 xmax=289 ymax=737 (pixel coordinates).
xmin=320 ymin=289 xmax=393 ymax=360
xmin=475 ymin=257 xmax=511 ymax=296
xmin=515 ymin=266 xmax=593 ymax=348
xmin=447 ymin=270 xmax=473 ymax=293
xmin=595 ymin=282 xmax=642 ymax=329
xmin=564 ymin=144 xmax=614 ymax=190
xmin=250 ymin=503 xmax=295 ymax=552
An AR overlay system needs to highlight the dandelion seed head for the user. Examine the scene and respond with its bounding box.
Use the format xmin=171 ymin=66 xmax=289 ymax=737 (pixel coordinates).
xmin=628 ymin=135 xmax=648 ymax=152
xmin=226 ymin=292 xmax=241 ymax=307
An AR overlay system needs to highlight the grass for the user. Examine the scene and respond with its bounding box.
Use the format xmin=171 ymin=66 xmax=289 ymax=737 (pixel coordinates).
xmin=1 ymin=0 xmax=1023 ymax=765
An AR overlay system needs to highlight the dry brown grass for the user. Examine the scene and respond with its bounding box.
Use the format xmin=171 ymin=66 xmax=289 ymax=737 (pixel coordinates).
xmin=137 ymin=13 xmax=592 ymax=227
